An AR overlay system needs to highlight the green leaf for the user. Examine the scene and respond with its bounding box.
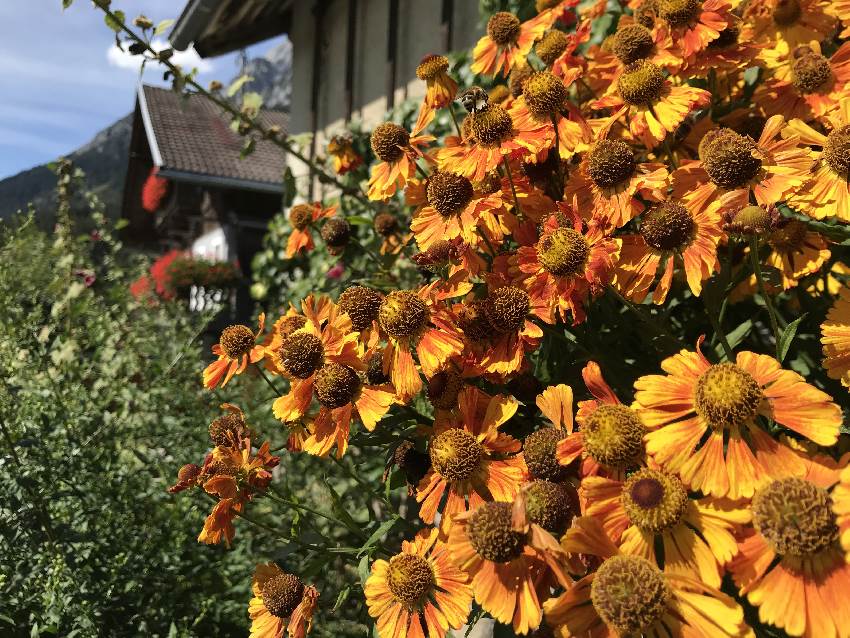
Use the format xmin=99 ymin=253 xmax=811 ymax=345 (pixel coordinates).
xmin=357 ymin=515 xmax=400 ymax=557
xmin=778 ymin=314 xmax=807 ymax=363
xmin=104 ymin=9 xmax=125 ymax=32
xmin=714 ymin=319 xmax=752 ymax=359
xmin=227 ymin=74 xmax=253 ymax=97
xmin=346 ymin=215 xmax=373 ymax=226
xmin=358 ymin=554 xmax=371 ymax=588
xmin=323 ymin=479 xmax=360 ymax=534
xmin=332 ymin=587 xmax=350 ymax=612
xmin=61 ymin=0 xmax=74 ymax=9
xmin=155 ymin=19 xmax=174 ymax=35
xmin=114 ymin=218 xmax=129 ymax=230
xmin=240 ymin=138 xmax=256 ymax=159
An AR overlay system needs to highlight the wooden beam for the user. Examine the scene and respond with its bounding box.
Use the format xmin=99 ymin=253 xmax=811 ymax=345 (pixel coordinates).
xmin=345 ymin=0 xmax=358 ymax=121
xmin=441 ymin=0 xmax=454 ymax=52
xmin=386 ymin=0 xmax=399 ymax=109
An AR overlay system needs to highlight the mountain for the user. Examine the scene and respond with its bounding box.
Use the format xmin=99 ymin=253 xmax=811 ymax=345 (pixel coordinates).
xmin=0 ymin=39 xmax=291 ymax=225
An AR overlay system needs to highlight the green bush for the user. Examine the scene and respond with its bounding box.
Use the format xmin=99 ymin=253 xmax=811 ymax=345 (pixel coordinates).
xmin=0 ymin=174 xmax=250 ymax=637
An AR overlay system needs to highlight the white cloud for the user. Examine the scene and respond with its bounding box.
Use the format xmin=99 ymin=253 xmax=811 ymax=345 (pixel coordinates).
xmin=106 ymin=38 xmax=214 ymax=74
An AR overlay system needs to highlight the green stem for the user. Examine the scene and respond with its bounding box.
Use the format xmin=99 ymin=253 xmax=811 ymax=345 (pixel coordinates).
xmin=502 ymin=155 xmax=523 ymax=219
xmin=749 ymin=235 xmax=782 ymax=358
xmin=94 ymin=3 xmax=373 ymax=207
xmin=607 ymin=286 xmax=681 ymax=352
xmin=705 ymin=303 xmax=733 ymax=361
xmin=550 ymin=114 xmax=565 ymax=198
xmin=448 ymin=105 xmax=463 ymax=138
xmin=255 ymin=364 xmax=283 ymax=396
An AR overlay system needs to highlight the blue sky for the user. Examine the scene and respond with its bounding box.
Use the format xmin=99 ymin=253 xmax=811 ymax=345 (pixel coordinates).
xmin=0 ymin=1 xmax=277 ymax=180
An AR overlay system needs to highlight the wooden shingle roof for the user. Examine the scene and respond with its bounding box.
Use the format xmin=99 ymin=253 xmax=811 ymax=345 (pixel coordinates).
xmin=139 ymin=84 xmax=287 ymax=193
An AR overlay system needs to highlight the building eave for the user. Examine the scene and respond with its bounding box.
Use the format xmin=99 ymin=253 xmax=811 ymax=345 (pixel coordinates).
xmin=156 ymin=168 xmax=284 ymax=194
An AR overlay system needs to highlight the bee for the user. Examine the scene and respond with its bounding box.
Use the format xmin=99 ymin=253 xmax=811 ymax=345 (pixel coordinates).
xmin=457 ymin=86 xmax=489 ymax=114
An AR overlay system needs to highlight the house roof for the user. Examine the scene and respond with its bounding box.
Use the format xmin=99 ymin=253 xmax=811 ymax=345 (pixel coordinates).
xmin=138 ymin=84 xmax=288 ymax=193
xmin=170 ymin=0 xmax=293 ymax=58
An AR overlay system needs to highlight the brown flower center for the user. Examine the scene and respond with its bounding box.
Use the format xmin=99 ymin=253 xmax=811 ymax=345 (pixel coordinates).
xmin=708 ymin=23 xmax=740 ymax=49
xmin=426 ymin=171 xmax=475 ymax=216
xmin=374 ymin=212 xmax=399 ymax=236
xmin=523 ymin=71 xmax=567 ymax=119
xmin=470 ymin=105 xmax=514 ymax=147
xmin=618 ymin=60 xmax=665 ymax=105
xmin=657 ymin=0 xmax=701 ymax=26
xmin=583 ymin=404 xmax=645 ymax=468
xmin=456 ymin=300 xmax=492 ymax=342
xmin=289 ymin=204 xmax=312 ymax=230
xmin=379 ymin=291 xmax=429 ymax=339
xmin=752 ymin=478 xmax=839 ymax=556
xmin=262 ymin=572 xmax=305 ymax=618
xmin=338 ymin=285 xmax=383 ymax=331
xmin=524 ymin=427 xmax=570 ymax=482
xmin=587 ymin=139 xmax=637 ymax=188
xmin=386 ymin=554 xmax=435 ymax=609
xmin=537 ymin=227 xmax=591 ymax=277
xmin=371 ymin=122 xmax=410 ymax=162
xmin=622 ymin=469 xmax=689 ymax=532
xmin=416 ymin=54 xmax=449 ymax=81
xmin=701 ymin=129 xmax=762 ymax=189
xmin=209 ymin=413 xmax=245 ymax=447
xmin=728 ymin=205 xmax=773 ymax=234
xmin=773 ymin=0 xmax=801 ymax=26
xmin=612 ymin=24 xmax=655 ymax=64
xmin=509 ymin=63 xmax=535 ymax=98
xmin=278 ymin=330 xmax=324 ymax=378
xmin=219 ymin=325 xmax=255 ymax=359
xmin=485 ymin=287 xmax=530 ymax=333
xmin=525 ymin=480 xmax=578 ymax=536
xmin=824 ymin=124 xmax=850 ymax=176
xmin=277 ymin=315 xmax=307 ymax=339
xmin=321 ymin=218 xmax=351 ymax=251
xmin=487 ymin=12 xmax=522 ymax=46
xmin=694 ymin=363 xmax=763 ymax=429
xmin=429 ymin=428 xmax=483 ymax=481
xmin=536 ymin=30 xmax=569 ymax=66
xmin=427 ymin=369 xmax=464 ymax=410
xmin=468 ymin=501 xmax=527 ymax=563
xmin=591 ymin=555 xmax=670 ymax=635
xmin=314 ymin=363 xmax=360 ymax=408
xmin=640 ymin=202 xmax=695 ymax=251
xmin=792 ymin=53 xmax=832 ymax=94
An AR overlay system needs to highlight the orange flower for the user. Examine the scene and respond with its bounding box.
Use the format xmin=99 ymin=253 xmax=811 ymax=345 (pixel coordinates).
xmin=654 ymin=0 xmax=735 ymax=58
xmin=729 ymin=473 xmax=850 ymax=638
xmin=614 ymin=184 xmax=722 ymax=304
xmin=471 ymin=12 xmax=548 ymax=78
xmin=198 ymin=437 xmax=279 ymax=546
xmin=203 ymin=313 xmax=266 ymax=389
xmin=682 ymin=17 xmax=764 ymax=75
xmin=368 ymin=117 xmax=434 ymax=201
xmin=414 ymin=54 xmax=458 ymax=124
xmin=544 ymin=516 xmax=748 ymax=637
xmin=326 ymin=134 xmax=362 ymax=175
xmin=821 ymin=285 xmax=850 ymax=387
xmin=783 ymin=97 xmax=850 ymax=222
xmin=829 ymin=0 xmax=850 ymax=38
xmin=674 ymin=114 xmax=812 ymax=210
xmin=507 ymin=70 xmax=589 ymax=161
xmin=364 ymin=528 xmax=472 ymax=638
xmin=745 ymin=0 xmax=837 ymax=52
xmin=563 ymin=134 xmax=669 ymax=230
xmin=447 ymin=499 xmax=570 ymax=634
xmin=436 ymin=105 xmax=548 ymax=183
xmin=408 ymin=171 xmax=503 ymax=251
xmin=581 ymin=467 xmax=749 ymax=587
xmin=416 ymin=387 xmax=525 ymax=530
xmin=248 ymin=563 xmax=318 ymax=638
xmin=455 ymin=283 xmax=548 ymax=376
xmin=634 ymin=339 xmax=842 ymax=499
xmin=755 ymin=41 xmax=850 ymax=121
xmin=510 ymin=204 xmax=621 ymax=324
xmin=556 ymin=362 xmax=647 ymax=479
xmin=271 ymin=297 xmax=362 ymax=422
xmin=285 ymin=202 xmax=337 ymax=258
xmin=834 ymin=462 xmax=850 ymax=558
xmin=592 ymin=60 xmax=711 ymax=147
xmin=378 ymin=288 xmax=464 ymax=401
